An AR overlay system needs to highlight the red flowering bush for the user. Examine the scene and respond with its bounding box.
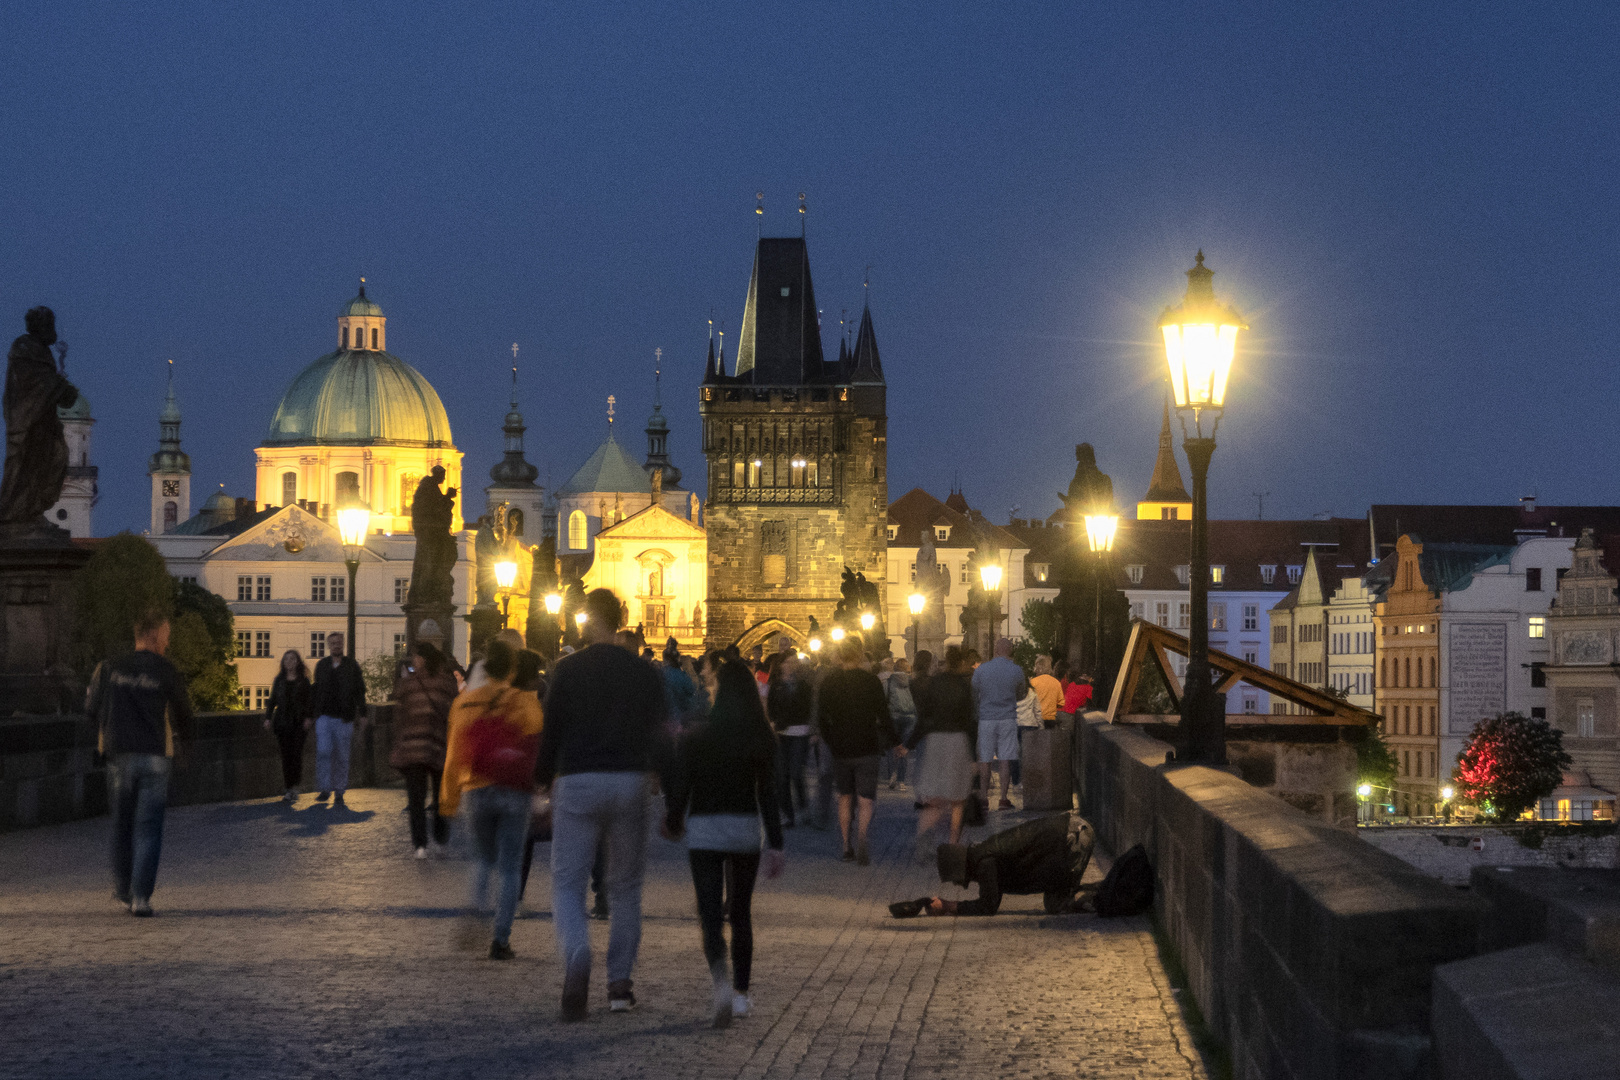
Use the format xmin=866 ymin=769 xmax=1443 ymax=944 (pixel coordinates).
xmin=1453 ymin=712 xmax=1571 ymax=822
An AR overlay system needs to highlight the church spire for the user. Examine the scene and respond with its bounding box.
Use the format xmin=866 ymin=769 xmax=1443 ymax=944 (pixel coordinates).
xmin=489 ymin=344 xmax=538 ymax=488
xmin=149 ymin=360 xmax=192 ymax=534
xmin=645 ymin=346 xmax=681 ymax=491
xmin=850 ymin=292 xmax=884 ymax=384
xmin=1138 ymin=394 xmax=1192 ymax=519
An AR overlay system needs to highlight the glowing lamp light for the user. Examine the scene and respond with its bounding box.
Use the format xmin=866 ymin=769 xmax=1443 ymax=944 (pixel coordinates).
xmin=336 ymin=504 xmax=371 ymax=550
xmin=1357 ymin=784 xmax=1373 ymax=799
xmin=1441 ymin=786 xmax=1455 ymax=801
xmin=544 ymin=593 xmax=562 ymax=615
xmin=574 ymin=612 xmax=587 ymax=628
xmin=979 ymin=563 xmax=1002 ymax=592
xmin=908 ymin=593 xmax=925 ymax=616
xmin=494 ymin=560 xmax=518 ymax=590
xmin=1083 ymin=513 xmax=1119 ymax=554
xmin=860 ymin=611 xmax=876 ymax=631
xmin=830 ymin=627 xmax=846 ymax=642
xmin=808 ymin=637 xmax=823 ymax=653
xmin=1160 ymin=251 xmax=1246 ymax=412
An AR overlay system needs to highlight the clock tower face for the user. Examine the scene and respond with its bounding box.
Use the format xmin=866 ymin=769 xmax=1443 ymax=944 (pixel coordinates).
xmin=162 ymin=479 xmax=180 ymax=497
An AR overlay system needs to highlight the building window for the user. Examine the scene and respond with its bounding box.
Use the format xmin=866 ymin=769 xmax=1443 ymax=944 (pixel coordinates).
xmin=394 ymin=633 xmax=407 ymax=656
xmin=282 ymin=472 xmax=297 ymax=507
xmin=254 ymin=685 xmax=270 ymax=709
xmin=1032 ymin=563 xmax=1049 ymax=583
xmin=1259 ymin=564 xmax=1276 ymax=584
xmin=1210 ymin=565 xmax=1225 ymax=585
xmin=1130 ymin=602 xmax=1144 ymax=620
xmin=309 ymin=633 xmax=326 ymax=659
xmin=255 ymin=631 xmax=271 ymax=658
xmin=886 ymin=525 xmax=897 ymax=541
xmin=256 ymin=576 xmax=271 ymax=601
xmin=1174 ymin=565 xmax=1190 ymax=586
xmin=731 ymin=460 xmax=745 ymax=488
xmin=1243 ymin=605 xmax=1258 ymax=631
xmin=331 ymin=576 xmax=345 ymax=603
xmin=1273 ymin=624 xmax=1288 ymax=644
xmin=311 ymin=577 xmax=328 ymax=602
xmin=1126 ymin=564 xmax=1144 ymax=584
xmin=1243 ymin=648 xmax=1257 ymax=664
xmin=237 ymin=576 xmax=252 ymax=601
xmin=1528 ymin=616 xmax=1546 ymax=639
xmin=334 ymin=471 xmax=360 ymax=507
xmin=1210 ymin=603 xmax=1227 ymax=631
xmin=1526 ymin=567 xmax=1542 ymax=591
xmin=935 ymin=526 xmax=950 ymax=541
xmin=1177 ymin=602 xmax=1191 ymax=629
xmin=1155 ymin=602 xmax=1170 ymax=628
xmin=371 ymin=327 xmax=379 ymax=350
xmin=960 ymin=566 xmax=970 ymax=584
xmin=1243 ymin=697 xmax=1257 ymax=714
xmin=236 ymin=630 xmax=251 ymax=657
xmin=178 ymin=575 xmax=197 ymax=586
xmin=568 ymin=510 xmax=587 ymax=550
xmin=395 ymin=577 xmax=410 ymax=604
xmin=1286 ymin=565 xmax=1303 ymax=584
xmin=400 ymin=473 xmax=418 ymax=513
xmin=1577 ymin=698 xmax=1595 ymax=737
xmin=1530 ymin=663 xmax=1546 ymax=688
xmin=1161 ymin=507 xmax=1179 ymax=521
xmin=238 ymin=685 xmax=252 ymax=709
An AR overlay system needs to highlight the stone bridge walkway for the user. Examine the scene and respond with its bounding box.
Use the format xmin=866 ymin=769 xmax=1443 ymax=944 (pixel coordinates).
xmin=0 ymin=787 xmax=1207 ymax=1080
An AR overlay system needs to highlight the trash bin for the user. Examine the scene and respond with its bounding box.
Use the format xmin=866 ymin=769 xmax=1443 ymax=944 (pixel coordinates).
xmin=1019 ymin=714 xmax=1073 ymax=811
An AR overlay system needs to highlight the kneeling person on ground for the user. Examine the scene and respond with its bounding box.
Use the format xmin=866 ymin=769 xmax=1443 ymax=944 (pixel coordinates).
xmin=889 ymin=811 xmax=1095 ymax=918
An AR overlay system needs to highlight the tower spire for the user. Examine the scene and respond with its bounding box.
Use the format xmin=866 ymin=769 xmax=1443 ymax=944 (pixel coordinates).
xmin=510 ymin=342 xmax=520 ymax=408
xmin=798 ymin=191 xmax=806 ymax=238
xmin=756 ymin=191 xmax=764 ymax=237
xmin=1139 ymin=392 xmax=1192 ymax=515
xmin=645 ymin=346 xmax=680 ymax=493
xmin=489 ymin=344 xmax=538 ymax=490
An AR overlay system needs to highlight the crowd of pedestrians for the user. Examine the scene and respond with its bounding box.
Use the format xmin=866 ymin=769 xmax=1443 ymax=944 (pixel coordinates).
xmin=85 ymin=591 xmax=1098 ymax=1024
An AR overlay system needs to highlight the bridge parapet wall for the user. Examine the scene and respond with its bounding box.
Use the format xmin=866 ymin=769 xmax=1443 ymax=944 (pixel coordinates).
xmin=1079 ymin=717 xmax=1481 ymax=1080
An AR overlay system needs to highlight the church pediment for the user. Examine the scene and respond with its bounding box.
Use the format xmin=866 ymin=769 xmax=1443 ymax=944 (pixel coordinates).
xmin=596 ymin=503 xmax=705 ymax=542
xmin=202 ymin=505 xmax=379 ymax=562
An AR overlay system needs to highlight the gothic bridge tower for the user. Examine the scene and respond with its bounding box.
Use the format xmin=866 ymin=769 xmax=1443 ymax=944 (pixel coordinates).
xmin=699 ymin=232 xmax=888 ymax=649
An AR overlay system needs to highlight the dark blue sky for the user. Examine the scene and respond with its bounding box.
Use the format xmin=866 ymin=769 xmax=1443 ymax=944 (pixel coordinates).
xmin=4 ymin=2 xmax=1617 ymax=534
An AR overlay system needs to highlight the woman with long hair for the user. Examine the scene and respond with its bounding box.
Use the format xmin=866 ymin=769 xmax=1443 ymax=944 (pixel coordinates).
xmin=664 ymin=657 xmax=785 ymax=1028
xmin=904 ymin=645 xmax=977 ymax=862
xmin=391 ymin=642 xmax=459 ymax=857
xmin=264 ymin=650 xmax=312 ymax=802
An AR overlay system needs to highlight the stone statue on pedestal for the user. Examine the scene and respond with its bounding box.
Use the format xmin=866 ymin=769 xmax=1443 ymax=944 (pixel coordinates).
xmin=404 ymin=465 xmax=457 ymax=656
xmin=913 ymin=528 xmax=950 ymax=660
xmin=0 ymin=307 xmax=80 ymax=536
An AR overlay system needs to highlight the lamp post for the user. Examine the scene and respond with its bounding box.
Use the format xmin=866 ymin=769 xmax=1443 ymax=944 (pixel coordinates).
xmin=1160 ymin=251 xmax=1245 ymax=764
xmin=979 ymin=561 xmax=1002 ymax=657
xmin=336 ymin=502 xmax=372 ymax=653
xmin=495 ymin=559 xmax=518 ymax=628
xmin=1082 ymin=512 xmax=1118 ymax=679
xmin=907 ymin=592 xmax=925 ymax=661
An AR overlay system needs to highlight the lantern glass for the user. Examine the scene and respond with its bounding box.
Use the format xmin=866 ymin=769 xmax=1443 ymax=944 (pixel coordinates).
xmin=574 ymin=611 xmax=587 ymax=627
xmin=336 ymin=504 xmax=371 ymax=549
xmin=830 ymin=627 xmax=846 ymax=642
xmin=495 ymin=560 xmax=518 ymax=590
xmin=1162 ymin=322 xmax=1239 ymax=409
xmin=808 ymin=637 xmax=822 ymax=653
xmin=860 ymin=611 xmax=875 ymax=631
xmin=979 ymin=563 xmax=1002 ymax=592
xmin=1083 ymin=514 xmax=1119 ymax=554
xmin=544 ymin=593 xmax=562 ymax=615
xmin=907 ymin=593 xmax=925 ymax=616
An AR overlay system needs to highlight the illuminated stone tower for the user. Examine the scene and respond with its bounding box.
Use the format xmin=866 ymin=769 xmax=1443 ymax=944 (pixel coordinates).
xmin=699 ymin=232 xmax=888 ymax=649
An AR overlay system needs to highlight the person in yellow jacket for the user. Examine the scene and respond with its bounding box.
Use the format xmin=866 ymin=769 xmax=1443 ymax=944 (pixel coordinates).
xmin=440 ymin=640 xmax=544 ymax=960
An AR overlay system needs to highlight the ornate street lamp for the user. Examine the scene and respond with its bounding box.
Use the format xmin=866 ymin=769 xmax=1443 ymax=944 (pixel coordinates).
xmin=1082 ymin=510 xmax=1118 ymax=680
xmin=1161 ymin=251 xmax=1245 ymax=763
xmin=808 ymin=636 xmax=823 ymax=655
xmin=978 ymin=561 xmax=1003 ymax=656
xmin=907 ymin=592 xmax=925 ymax=661
xmin=336 ymin=501 xmax=372 ymax=652
xmin=830 ymin=626 xmax=846 ymax=643
xmin=859 ymin=610 xmax=876 ymax=631
xmin=495 ymin=559 xmax=518 ymax=628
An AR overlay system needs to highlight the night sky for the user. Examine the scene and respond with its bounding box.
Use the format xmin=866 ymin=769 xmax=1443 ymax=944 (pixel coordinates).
xmin=3 ymin=2 xmax=1616 ymax=535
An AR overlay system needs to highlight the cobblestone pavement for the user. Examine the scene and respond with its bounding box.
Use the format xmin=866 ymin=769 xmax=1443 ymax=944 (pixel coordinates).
xmin=0 ymin=786 xmax=1208 ymax=1080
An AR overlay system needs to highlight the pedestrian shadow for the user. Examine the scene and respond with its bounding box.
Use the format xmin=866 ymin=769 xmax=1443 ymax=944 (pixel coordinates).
xmin=282 ymin=805 xmax=376 ymax=836
xmin=198 ymin=801 xmax=297 ymax=825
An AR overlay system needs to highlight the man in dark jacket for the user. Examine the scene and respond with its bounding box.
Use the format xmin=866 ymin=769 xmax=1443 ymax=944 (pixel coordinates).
xmin=88 ymin=610 xmax=194 ymax=916
xmin=538 ymin=588 xmax=674 ymax=1021
xmin=767 ymin=653 xmax=814 ymax=827
xmin=813 ymin=640 xmax=897 ymax=865
xmin=309 ymin=631 xmax=367 ymax=807
xmin=888 ymin=811 xmax=1096 ymax=917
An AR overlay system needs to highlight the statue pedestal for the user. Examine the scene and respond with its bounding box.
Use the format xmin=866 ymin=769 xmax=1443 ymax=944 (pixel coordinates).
xmin=0 ymin=525 xmax=91 ymax=716
xmin=403 ymin=601 xmax=456 ymax=663
xmin=467 ymin=605 xmax=502 ymax=659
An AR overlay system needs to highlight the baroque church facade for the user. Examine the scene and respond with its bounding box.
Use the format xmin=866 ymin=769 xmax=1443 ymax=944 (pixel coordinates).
xmin=699 ymin=235 xmax=888 ymax=650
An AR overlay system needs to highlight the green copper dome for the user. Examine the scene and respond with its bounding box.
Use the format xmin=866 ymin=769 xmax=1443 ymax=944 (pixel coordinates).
xmin=264 ymin=350 xmax=454 ymax=447
xmin=340 ymin=285 xmax=384 ymax=318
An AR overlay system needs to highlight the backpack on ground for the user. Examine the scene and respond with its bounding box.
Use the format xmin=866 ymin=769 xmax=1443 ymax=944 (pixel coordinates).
xmin=466 ymin=691 xmax=539 ymax=791
xmin=1094 ymin=843 xmax=1155 ymax=917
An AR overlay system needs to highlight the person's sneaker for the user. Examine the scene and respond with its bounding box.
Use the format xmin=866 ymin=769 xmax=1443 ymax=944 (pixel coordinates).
xmin=732 ymin=993 xmax=753 ymax=1018
xmin=710 ymin=973 xmax=733 ymax=1029
xmin=414 ymin=847 xmax=428 ymax=860
xmin=560 ymin=968 xmax=590 ymax=1022
xmin=997 ymin=798 xmax=1015 ymax=810
xmin=282 ymin=788 xmax=297 ymax=803
xmin=315 ymin=791 xmax=330 ymax=802
xmin=856 ymin=843 xmax=870 ymax=867
xmin=608 ymin=980 xmax=637 ymax=1013
xmin=590 ymin=894 xmax=611 ymax=921
xmin=489 ymin=941 xmax=514 ymax=961
xmin=130 ymin=897 xmax=153 ymax=917
xmin=333 ymin=793 xmax=347 ymax=809
xmin=113 ymin=892 xmax=132 ymax=911
xmin=841 ymin=848 xmax=856 ymax=862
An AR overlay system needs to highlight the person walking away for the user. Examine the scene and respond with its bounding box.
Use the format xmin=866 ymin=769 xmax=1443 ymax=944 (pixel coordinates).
xmin=766 ymin=653 xmax=814 ymax=827
xmin=903 ymin=645 xmax=977 ymax=863
xmin=1030 ymin=655 xmax=1062 ymax=727
xmin=309 ymin=631 xmax=366 ymax=808
xmin=264 ymin=650 xmax=311 ymax=802
xmin=664 ymin=658 xmax=786 ymax=1027
xmin=440 ymin=640 xmax=544 ymax=960
xmin=660 ymin=637 xmax=700 ymax=730
xmin=538 ymin=588 xmax=674 ymax=1021
xmin=882 ymin=658 xmax=918 ymax=790
xmin=814 ymin=640 xmax=897 ymax=865
xmin=391 ymin=642 xmax=458 ymax=857
xmin=972 ymin=637 xmax=1026 ymax=811
xmin=88 ymin=610 xmax=193 ymax=917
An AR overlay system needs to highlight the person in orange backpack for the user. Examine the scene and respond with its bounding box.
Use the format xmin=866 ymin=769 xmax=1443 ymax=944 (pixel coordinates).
xmin=441 ymin=640 xmax=545 ymax=960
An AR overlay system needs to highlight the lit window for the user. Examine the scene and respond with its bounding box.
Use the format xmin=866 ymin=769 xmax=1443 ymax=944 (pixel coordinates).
xmin=1032 ymin=563 xmax=1049 ymax=583
xmin=1528 ymin=616 xmax=1546 ymax=639
xmin=1126 ymin=564 xmax=1144 ymax=584
xmin=1210 ymin=603 xmax=1227 ymax=631
xmin=394 ymin=633 xmax=408 ymax=656
xmin=568 ymin=510 xmax=587 ymax=550
xmin=1259 ymin=565 xmax=1276 ymax=584
xmin=935 ymin=526 xmax=950 ymax=541
xmin=1211 ymin=565 xmax=1225 ymax=584
xmin=395 ymin=577 xmax=410 ymax=603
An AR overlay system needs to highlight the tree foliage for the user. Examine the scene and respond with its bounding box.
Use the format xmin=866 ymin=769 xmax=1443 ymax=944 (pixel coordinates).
xmin=1019 ymin=597 xmax=1059 ymax=658
xmin=1355 ymin=719 xmax=1398 ymax=792
xmin=73 ymin=532 xmax=173 ymax=676
xmin=1453 ymin=712 xmax=1571 ymax=822
xmin=360 ymin=653 xmax=402 ymax=704
xmin=171 ymin=580 xmax=240 ymax=711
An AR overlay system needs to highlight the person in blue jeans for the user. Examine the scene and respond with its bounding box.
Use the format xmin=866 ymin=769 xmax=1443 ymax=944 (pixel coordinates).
xmin=87 ymin=610 xmax=194 ymax=917
xmin=309 ymin=631 xmax=367 ymax=807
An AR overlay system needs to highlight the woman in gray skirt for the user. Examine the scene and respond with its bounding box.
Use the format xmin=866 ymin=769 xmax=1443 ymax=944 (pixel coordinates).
xmin=902 ymin=645 xmax=977 ymax=862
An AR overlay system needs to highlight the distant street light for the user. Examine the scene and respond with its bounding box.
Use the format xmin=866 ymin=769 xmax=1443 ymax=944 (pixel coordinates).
xmin=907 ymin=592 xmax=925 ymax=659
xmin=830 ymin=627 xmax=846 ymax=643
xmin=978 ymin=561 xmax=1003 ymax=657
xmin=1083 ymin=511 xmax=1119 ymax=680
xmin=860 ymin=611 xmax=876 ymax=631
xmin=808 ymin=637 xmax=823 ymax=654
xmin=495 ymin=559 xmax=518 ymax=628
xmin=1160 ymin=250 xmax=1245 ymax=764
xmin=336 ymin=501 xmax=371 ymax=649
xmin=575 ymin=611 xmax=587 ymax=629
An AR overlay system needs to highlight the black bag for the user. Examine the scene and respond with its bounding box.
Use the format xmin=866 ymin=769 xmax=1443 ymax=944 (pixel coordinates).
xmin=1094 ymin=843 xmax=1154 ymax=917
xmin=962 ymin=794 xmax=986 ymax=827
